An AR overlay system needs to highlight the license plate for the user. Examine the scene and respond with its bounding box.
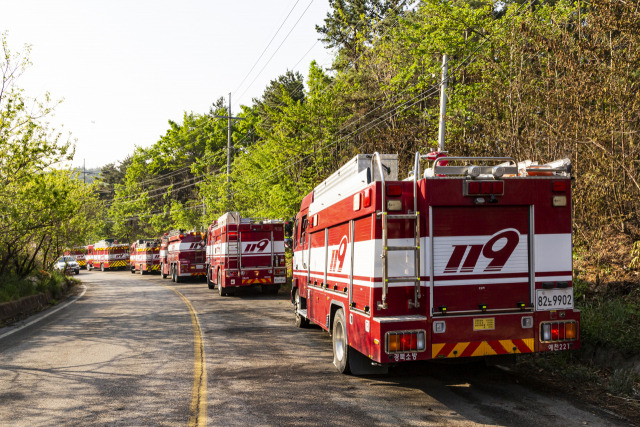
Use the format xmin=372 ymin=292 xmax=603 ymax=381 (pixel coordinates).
xmin=274 ymin=276 xmax=286 ymax=284
xmin=536 ymin=288 xmax=573 ymax=310
xmin=473 ymin=318 xmax=495 ymax=331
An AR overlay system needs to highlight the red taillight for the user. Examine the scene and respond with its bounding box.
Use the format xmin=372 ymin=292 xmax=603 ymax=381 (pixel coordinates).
xmin=551 ymin=324 xmax=560 ymax=340
xmin=480 ymin=182 xmax=492 ymax=194
xmin=468 ymin=182 xmax=479 ymax=194
xmin=401 ymin=333 xmax=416 ymax=349
xmin=386 ymin=184 xmax=402 ymax=197
xmin=363 ymin=188 xmax=371 ymax=207
xmin=228 ymin=232 xmax=238 ymax=240
xmin=553 ymin=181 xmax=567 ymax=192
xmin=492 ymin=181 xmax=504 ymax=194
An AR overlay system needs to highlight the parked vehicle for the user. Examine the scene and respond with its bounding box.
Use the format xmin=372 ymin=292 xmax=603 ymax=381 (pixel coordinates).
xmin=64 ymin=247 xmax=87 ymax=269
xmin=130 ymin=239 xmax=160 ymax=274
xmin=160 ymin=231 xmax=206 ymax=282
xmin=206 ymin=212 xmax=286 ymax=296
xmin=54 ymin=255 xmax=80 ymax=275
xmin=88 ymin=239 xmax=130 ymax=271
xmin=291 ymin=152 xmax=579 ymax=374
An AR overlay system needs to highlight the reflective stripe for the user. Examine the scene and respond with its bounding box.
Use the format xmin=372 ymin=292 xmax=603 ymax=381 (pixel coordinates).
xmin=432 ymin=338 xmax=534 ymax=358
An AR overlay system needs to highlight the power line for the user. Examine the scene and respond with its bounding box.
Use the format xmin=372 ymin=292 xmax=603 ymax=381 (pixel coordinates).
xmin=236 ymin=0 xmax=315 ymax=103
xmin=233 ymin=0 xmax=303 ymax=96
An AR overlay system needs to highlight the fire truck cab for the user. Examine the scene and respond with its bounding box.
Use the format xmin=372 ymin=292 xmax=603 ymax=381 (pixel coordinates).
xmin=206 ymin=212 xmax=287 ymax=296
xmin=130 ymin=239 xmax=160 ymax=275
xmin=292 ymin=152 xmax=579 ymax=374
xmin=159 ymin=230 xmax=206 ymax=282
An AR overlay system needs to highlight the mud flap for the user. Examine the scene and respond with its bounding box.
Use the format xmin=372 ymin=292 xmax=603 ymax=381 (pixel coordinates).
xmin=348 ymin=347 xmax=388 ymax=375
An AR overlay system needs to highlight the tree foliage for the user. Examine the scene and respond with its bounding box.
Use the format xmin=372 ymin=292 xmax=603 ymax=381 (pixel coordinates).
xmin=0 ymin=34 xmax=100 ymax=278
xmin=97 ymin=0 xmax=640 ymax=251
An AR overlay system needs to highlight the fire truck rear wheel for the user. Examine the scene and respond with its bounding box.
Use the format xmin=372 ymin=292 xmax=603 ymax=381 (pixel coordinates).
xmin=131 ymin=266 xmax=135 ymax=274
xmin=171 ymin=265 xmax=176 ymax=282
xmin=332 ymin=309 xmax=351 ymax=374
xmin=161 ymin=263 xmax=167 ymax=279
xmin=174 ymin=265 xmax=181 ymax=283
xmin=294 ymin=289 xmax=309 ymax=328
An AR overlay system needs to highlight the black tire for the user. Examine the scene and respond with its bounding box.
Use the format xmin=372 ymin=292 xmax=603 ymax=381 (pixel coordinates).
xmin=332 ymin=308 xmax=351 ymax=374
xmin=161 ymin=263 xmax=168 ymax=279
xmin=294 ymin=288 xmax=309 ymax=328
xmin=207 ymin=268 xmax=214 ymax=289
xmin=175 ymin=265 xmax=181 ymax=283
xmin=75 ymin=270 xmax=80 ymax=275
xmin=100 ymin=263 xmax=105 ymax=272
xmin=131 ymin=266 xmax=135 ymax=274
xmin=218 ymin=270 xmax=226 ymax=296
xmin=88 ymin=264 xmax=93 ymax=271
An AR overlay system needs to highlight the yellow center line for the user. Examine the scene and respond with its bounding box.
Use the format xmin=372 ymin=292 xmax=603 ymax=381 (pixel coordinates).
xmin=164 ymin=284 xmax=207 ymax=427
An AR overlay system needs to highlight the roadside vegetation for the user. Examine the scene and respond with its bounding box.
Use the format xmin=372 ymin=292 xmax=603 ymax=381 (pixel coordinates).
xmin=0 ymin=271 xmax=78 ymax=304
xmin=1 ymin=0 xmax=638 ymax=400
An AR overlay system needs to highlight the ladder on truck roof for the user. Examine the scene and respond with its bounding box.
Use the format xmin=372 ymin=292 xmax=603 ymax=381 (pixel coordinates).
xmin=374 ymin=152 xmax=421 ymax=310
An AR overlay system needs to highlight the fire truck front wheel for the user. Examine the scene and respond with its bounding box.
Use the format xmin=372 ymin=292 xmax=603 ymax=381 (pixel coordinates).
xmin=294 ymin=289 xmax=309 ymax=328
xmin=332 ymin=309 xmax=351 ymax=374
xmin=207 ymin=268 xmax=214 ymax=289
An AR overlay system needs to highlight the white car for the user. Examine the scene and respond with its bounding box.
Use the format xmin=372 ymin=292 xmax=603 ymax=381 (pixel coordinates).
xmin=54 ymin=256 xmax=80 ymax=275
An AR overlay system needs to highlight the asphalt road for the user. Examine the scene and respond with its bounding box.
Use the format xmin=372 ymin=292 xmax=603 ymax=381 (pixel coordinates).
xmin=0 ymin=272 xmax=630 ymax=426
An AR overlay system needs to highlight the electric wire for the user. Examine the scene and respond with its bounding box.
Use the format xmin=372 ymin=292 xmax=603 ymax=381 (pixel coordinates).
xmin=111 ymin=1 xmax=531 ymax=220
xmin=233 ymin=0 xmax=303 ymax=96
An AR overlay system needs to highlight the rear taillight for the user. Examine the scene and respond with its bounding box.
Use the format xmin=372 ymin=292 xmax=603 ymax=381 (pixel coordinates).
xmin=465 ymin=180 xmax=504 ymax=196
xmin=386 ymin=330 xmax=426 ymax=354
xmin=552 ymin=181 xmax=567 ymax=192
xmin=386 ymin=184 xmax=402 ymax=197
xmin=540 ymin=321 xmax=577 ymax=342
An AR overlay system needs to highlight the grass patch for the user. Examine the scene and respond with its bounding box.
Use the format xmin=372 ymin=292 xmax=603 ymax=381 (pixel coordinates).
xmin=577 ymin=294 xmax=640 ymax=357
xmin=0 ymin=271 xmax=77 ymax=303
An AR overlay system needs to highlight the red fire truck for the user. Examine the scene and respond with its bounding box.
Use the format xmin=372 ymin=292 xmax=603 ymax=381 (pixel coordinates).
xmin=88 ymin=239 xmax=130 ymax=271
xmin=291 ymin=152 xmax=580 ymax=374
xmin=64 ymin=247 xmax=87 ymax=269
xmin=206 ymin=212 xmax=287 ymax=296
xmin=159 ymin=230 xmax=206 ymax=282
xmin=130 ymin=239 xmax=160 ymax=274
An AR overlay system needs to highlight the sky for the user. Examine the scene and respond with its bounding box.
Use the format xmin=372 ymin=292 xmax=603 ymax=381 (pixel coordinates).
xmin=1 ymin=0 xmax=334 ymax=169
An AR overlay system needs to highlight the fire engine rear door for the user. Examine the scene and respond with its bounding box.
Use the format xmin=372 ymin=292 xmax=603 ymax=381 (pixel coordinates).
xmin=240 ymin=231 xmax=273 ymax=268
xmin=431 ymin=206 xmax=531 ymax=314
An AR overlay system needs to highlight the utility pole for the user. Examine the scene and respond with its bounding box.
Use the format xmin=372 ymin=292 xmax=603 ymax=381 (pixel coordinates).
xmin=214 ymin=92 xmax=245 ymax=205
xmin=437 ymin=54 xmax=449 ymax=152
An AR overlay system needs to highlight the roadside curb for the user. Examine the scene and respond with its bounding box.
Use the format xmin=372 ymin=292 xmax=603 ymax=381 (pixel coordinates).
xmin=0 ymin=284 xmax=86 ymax=341
xmin=0 ymin=281 xmax=77 ymax=326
